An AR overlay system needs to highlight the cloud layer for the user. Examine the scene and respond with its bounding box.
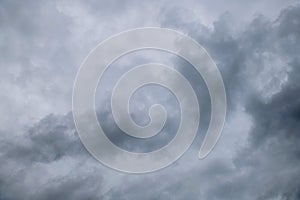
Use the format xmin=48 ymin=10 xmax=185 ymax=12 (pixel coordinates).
xmin=0 ymin=0 xmax=300 ymax=199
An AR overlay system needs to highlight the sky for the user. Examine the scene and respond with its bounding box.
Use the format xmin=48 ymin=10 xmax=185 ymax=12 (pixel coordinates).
xmin=0 ymin=0 xmax=300 ymax=199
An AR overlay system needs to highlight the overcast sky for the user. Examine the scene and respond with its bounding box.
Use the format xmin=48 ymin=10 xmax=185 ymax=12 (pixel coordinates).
xmin=1 ymin=0 xmax=300 ymax=199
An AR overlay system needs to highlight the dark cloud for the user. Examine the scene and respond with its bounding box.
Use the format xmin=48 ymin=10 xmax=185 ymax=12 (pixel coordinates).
xmin=1 ymin=1 xmax=300 ymax=200
xmin=0 ymin=113 xmax=104 ymax=200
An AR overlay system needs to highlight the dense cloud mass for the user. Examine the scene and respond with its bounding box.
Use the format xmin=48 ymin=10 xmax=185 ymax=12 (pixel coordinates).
xmin=0 ymin=0 xmax=300 ymax=199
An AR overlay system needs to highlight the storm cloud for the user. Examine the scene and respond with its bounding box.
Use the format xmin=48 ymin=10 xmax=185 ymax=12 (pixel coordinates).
xmin=0 ymin=0 xmax=300 ymax=199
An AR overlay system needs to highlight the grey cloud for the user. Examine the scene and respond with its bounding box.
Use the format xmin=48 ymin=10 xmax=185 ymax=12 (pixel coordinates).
xmin=0 ymin=113 xmax=102 ymax=200
xmin=1 ymin=1 xmax=300 ymax=200
xmin=191 ymin=6 xmax=300 ymax=200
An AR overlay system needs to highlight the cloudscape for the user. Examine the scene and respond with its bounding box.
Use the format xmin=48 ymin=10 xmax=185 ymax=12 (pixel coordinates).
xmin=1 ymin=0 xmax=300 ymax=199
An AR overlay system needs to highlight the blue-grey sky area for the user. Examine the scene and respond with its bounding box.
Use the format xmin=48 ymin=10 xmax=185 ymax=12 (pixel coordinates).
xmin=1 ymin=0 xmax=300 ymax=199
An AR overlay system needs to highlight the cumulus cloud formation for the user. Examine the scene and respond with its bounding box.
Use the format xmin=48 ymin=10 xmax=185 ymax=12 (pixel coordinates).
xmin=0 ymin=0 xmax=300 ymax=199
